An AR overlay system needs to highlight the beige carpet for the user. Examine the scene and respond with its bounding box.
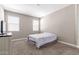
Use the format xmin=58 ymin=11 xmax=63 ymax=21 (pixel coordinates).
xmin=8 ymin=39 xmax=79 ymax=55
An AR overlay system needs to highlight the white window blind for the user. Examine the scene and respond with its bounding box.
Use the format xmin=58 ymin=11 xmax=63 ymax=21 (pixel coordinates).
xmin=33 ymin=20 xmax=39 ymax=31
xmin=7 ymin=15 xmax=19 ymax=31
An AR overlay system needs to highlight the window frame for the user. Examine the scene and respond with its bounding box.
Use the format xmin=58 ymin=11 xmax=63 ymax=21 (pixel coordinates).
xmin=7 ymin=15 xmax=20 ymax=32
xmin=33 ymin=19 xmax=40 ymax=32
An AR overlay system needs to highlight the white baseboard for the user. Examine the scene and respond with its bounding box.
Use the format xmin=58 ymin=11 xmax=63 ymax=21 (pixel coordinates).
xmin=11 ymin=38 xmax=27 ymax=41
xmin=58 ymin=41 xmax=79 ymax=48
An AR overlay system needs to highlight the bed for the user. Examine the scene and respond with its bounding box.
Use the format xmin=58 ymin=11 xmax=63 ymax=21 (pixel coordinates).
xmin=28 ymin=32 xmax=57 ymax=48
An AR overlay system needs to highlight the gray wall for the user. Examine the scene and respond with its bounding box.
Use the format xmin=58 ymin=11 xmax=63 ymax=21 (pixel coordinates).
xmin=5 ymin=11 xmax=39 ymax=39
xmin=41 ymin=5 xmax=76 ymax=45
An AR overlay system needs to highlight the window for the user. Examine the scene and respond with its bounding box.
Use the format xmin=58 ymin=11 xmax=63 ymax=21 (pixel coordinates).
xmin=33 ymin=20 xmax=39 ymax=31
xmin=7 ymin=15 xmax=20 ymax=31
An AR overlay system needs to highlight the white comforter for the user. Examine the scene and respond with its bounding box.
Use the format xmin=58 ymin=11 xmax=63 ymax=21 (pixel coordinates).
xmin=29 ymin=32 xmax=57 ymax=48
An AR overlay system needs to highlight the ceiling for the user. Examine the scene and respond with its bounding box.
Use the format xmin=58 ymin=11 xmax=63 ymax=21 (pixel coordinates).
xmin=2 ymin=4 xmax=70 ymax=18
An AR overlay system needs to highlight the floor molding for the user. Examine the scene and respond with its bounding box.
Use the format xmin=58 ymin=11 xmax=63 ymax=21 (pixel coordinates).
xmin=58 ymin=41 xmax=79 ymax=48
xmin=11 ymin=38 xmax=27 ymax=42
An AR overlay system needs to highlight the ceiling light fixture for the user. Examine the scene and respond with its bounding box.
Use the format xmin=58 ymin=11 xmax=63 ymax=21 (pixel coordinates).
xmin=36 ymin=4 xmax=40 ymax=6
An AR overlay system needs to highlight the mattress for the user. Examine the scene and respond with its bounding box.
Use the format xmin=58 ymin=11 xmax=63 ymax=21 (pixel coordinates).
xmin=29 ymin=32 xmax=54 ymax=39
xmin=28 ymin=32 xmax=57 ymax=48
